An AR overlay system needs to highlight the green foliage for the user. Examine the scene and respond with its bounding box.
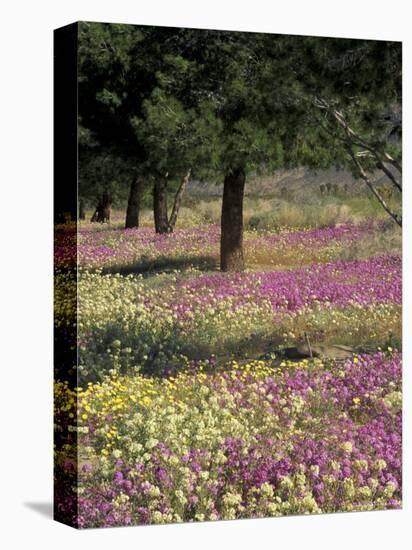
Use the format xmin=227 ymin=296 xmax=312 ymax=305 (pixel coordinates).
xmin=77 ymin=22 xmax=401 ymax=203
xmin=79 ymin=150 xmax=134 ymax=207
xmin=291 ymin=38 xmax=402 ymax=174
xmin=131 ymin=89 xmax=222 ymax=178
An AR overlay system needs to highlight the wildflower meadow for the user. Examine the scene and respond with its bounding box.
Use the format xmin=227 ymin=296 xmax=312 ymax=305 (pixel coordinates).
xmin=54 ymin=203 xmax=402 ymax=527
xmin=54 ymin=23 xmax=402 ymax=529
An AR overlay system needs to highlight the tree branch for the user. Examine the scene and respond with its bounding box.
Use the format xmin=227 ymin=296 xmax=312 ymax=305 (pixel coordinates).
xmin=315 ymin=98 xmax=402 ymax=172
xmin=376 ymin=161 xmax=402 ymax=192
xmin=314 ymin=97 xmax=402 ymax=202
xmin=168 ymin=168 xmax=191 ymax=232
xmin=346 ymin=143 xmax=402 ymax=227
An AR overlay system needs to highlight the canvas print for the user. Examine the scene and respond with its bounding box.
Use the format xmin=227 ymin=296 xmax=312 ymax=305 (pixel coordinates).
xmin=54 ymin=22 xmax=402 ymax=528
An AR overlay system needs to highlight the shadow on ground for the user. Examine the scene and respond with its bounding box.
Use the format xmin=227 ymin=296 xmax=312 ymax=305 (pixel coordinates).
xmin=24 ymin=501 xmax=53 ymax=519
xmin=102 ymin=255 xmax=218 ymax=276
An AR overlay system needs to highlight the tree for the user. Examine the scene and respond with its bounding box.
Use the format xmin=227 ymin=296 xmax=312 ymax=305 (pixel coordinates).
xmin=288 ymin=38 xmax=402 ymax=225
xmin=131 ymin=51 xmax=222 ymax=233
xmin=78 ymin=199 xmax=86 ymax=220
xmin=313 ymin=98 xmax=401 ymax=226
xmin=78 ymin=23 xmax=221 ymax=232
xmin=90 ymin=189 xmax=112 ymax=223
xmin=209 ymin=34 xmax=402 ymax=269
xmin=78 ymin=144 xmax=134 ymax=216
xmin=152 ymin=170 xmax=192 ymax=234
xmin=78 ymin=22 xmax=149 ymax=228
xmin=132 ymin=89 xmax=197 ymax=233
xmin=125 ymin=172 xmax=143 ymax=228
xmin=182 ymin=32 xmax=294 ymax=270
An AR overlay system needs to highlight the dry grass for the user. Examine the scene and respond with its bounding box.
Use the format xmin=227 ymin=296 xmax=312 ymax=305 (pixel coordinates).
xmin=244 ymin=202 xmax=355 ymax=231
xmin=80 ymin=189 xmax=401 ymax=235
xmin=338 ymin=221 xmax=402 ymax=261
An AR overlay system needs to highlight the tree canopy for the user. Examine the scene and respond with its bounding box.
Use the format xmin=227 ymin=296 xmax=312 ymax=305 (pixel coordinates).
xmin=78 ymin=23 xmax=401 ymax=188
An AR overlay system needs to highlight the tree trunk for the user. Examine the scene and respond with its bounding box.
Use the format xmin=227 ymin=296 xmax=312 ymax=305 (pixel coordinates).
xmin=168 ymin=168 xmax=191 ymax=233
xmin=220 ymin=168 xmax=246 ymax=272
xmin=78 ymin=200 xmax=86 ymax=220
xmin=91 ymin=192 xmax=112 ymax=223
xmin=97 ymin=191 xmax=112 ymax=223
xmin=125 ymin=175 xmax=142 ymax=229
xmin=153 ymin=177 xmax=169 ymax=233
xmin=90 ymin=206 xmax=98 ymax=222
